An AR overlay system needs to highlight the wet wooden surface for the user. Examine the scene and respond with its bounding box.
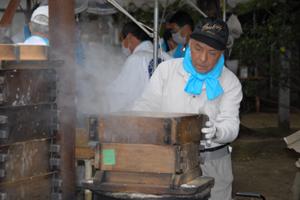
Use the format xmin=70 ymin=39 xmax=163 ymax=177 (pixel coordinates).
xmin=1 ymin=173 xmax=53 ymax=200
xmin=101 ymin=143 xmax=177 ymax=173
xmin=0 ymin=139 xmax=50 ymax=182
xmin=0 ymin=105 xmax=54 ymax=145
xmin=0 ymin=69 xmax=56 ymax=106
xmin=95 ymin=113 xmax=206 ymax=193
xmin=99 ymin=112 xmax=207 ymax=145
xmin=0 ymin=58 xmax=57 ymax=199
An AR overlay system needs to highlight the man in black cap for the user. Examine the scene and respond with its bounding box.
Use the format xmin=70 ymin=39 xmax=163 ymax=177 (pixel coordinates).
xmin=131 ymin=18 xmax=242 ymax=200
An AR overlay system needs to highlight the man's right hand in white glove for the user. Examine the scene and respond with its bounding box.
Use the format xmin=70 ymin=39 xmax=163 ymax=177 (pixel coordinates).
xmin=201 ymin=121 xmax=217 ymax=147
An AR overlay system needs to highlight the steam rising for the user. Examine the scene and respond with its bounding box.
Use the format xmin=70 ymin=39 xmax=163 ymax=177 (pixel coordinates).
xmin=76 ymin=16 xmax=126 ymax=117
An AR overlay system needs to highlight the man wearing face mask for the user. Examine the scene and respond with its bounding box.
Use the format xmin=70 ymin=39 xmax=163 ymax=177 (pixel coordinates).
xmin=104 ymin=22 xmax=170 ymax=112
xmin=131 ymin=18 xmax=242 ymax=200
xmin=168 ymin=11 xmax=194 ymax=58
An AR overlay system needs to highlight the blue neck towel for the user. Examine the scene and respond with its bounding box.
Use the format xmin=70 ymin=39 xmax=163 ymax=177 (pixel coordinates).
xmin=183 ymin=47 xmax=224 ymax=100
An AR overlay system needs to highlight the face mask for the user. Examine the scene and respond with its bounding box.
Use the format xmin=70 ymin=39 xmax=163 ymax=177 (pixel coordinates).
xmin=172 ymin=30 xmax=186 ymax=45
xmin=122 ymin=44 xmax=131 ymax=56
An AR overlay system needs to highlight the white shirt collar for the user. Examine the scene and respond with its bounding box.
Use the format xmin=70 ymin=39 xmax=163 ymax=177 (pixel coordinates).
xmin=133 ymin=40 xmax=153 ymax=54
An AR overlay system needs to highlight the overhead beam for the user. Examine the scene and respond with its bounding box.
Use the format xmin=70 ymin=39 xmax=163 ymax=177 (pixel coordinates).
xmin=0 ymin=0 xmax=21 ymax=27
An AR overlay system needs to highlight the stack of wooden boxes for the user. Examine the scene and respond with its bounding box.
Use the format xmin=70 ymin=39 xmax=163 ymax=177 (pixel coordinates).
xmin=92 ymin=111 xmax=213 ymax=196
xmin=0 ymin=44 xmax=58 ymax=199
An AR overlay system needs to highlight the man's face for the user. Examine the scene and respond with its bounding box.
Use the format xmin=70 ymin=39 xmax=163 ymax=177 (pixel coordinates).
xmin=169 ymin=23 xmax=190 ymax=43
xmin=121 ymin=34 xmax=129 ymax=48
xmin=121 ymin=33 xmax=133 ymax=53
xmin=189 ymin=39 xmax=223 ymax=73
xmin=169 ymin=23 xmax=181 ymax=34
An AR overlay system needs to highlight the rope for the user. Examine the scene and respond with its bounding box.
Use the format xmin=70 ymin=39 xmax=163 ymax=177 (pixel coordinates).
xmin=106 ymin=0 xmax=154 ymax=38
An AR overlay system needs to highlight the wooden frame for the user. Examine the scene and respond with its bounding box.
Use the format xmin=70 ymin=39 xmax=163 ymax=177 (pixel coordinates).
xmin=100 ymin=143 xmax=177 ymax=173
xmin=98 ymin=112 xmax=207 ymax=145
xmin=0 ymin=44 xmax=48 ymax=61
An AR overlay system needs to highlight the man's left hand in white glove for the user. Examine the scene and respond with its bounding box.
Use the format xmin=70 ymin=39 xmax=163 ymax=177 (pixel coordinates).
xmin=201 ymin=121 xmax=217 ymax=147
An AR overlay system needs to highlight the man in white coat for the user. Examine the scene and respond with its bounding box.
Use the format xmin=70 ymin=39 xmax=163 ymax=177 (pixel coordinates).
xmin=132 ymin=18 xmax=243 ymax=200
xmin=105 ymin=22 xmax=170 ymax=112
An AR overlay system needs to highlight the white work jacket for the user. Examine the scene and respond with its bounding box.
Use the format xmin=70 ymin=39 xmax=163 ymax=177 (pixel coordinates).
xmin=132 ymin=58 xmax=243 ymax=148
xmin=106 ymin=41 xmax=170 ymax=112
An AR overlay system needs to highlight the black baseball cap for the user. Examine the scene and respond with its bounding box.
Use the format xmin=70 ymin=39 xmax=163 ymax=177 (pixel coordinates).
xmin=190 ymin=18 xmax=229 ymax=51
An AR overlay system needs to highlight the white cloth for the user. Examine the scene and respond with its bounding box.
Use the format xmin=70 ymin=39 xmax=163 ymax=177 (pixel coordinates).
xmin=105 ymin=41 xmax=170 ymax=112
xmin=132 ymin=58 xmax=243 ymax=148
xmin=23 ymin=35 xmax=48 ymax=45
xmin=226 ymin=14 xmax=243 ymax=50
xmin=131 ymin=58 xmax=242 ymax=200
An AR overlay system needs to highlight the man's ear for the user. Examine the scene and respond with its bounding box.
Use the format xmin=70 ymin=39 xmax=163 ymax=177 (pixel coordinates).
xmin=127 ymin=33 xmax=139 ymax=45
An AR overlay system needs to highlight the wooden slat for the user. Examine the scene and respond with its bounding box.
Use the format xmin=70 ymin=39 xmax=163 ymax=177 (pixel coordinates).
xmin=180 ymin=143 xmax=200 ymax=173
xmin=19 ymin=45 xmax=48 ymax=60
xmin=0 ymin=44 xmax=16 ymax=60
xmin=103 ymin=171 xmax=172 ymax=186
xmin=173 ymin=116 xmax=207 ymax=144
xmin=1 ymin=173 xmax=52 ymax=200
xmin=0 ymin=0 xmax=21 ymax=27
xmin=101 ymin=143 xmax=176 ymax=173
xmin=91 ymin=182 xmax=170 ymax=195
xmin=0 ymin=105 xmax=53 ymax=145
xmin=75 ymin=147 xmax=94 ymax=159
xmin=99 ymin=114 xmax=167 ymax=145
xmin=75 ymin=128 xmax=94 ymax=159
xmin=1 ymin=60 xmax=62 ymax=69
xmin=0 ymin=45 xmax=48 ymax=61
xmin=0 ymin=69 xmax=56 ymax=106
xmin=99 ymin=112 xmax=206 ymax=145
xmin=76 ymin=128 xmax=89 ymax=147
xmin=0 ymin=139 xmax=50 ymax=182
xmin=101 ymin=168 xmax=201 ymax=188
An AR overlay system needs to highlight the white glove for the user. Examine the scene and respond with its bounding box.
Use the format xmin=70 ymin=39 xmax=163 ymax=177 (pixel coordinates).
xmin=201 ymin=121 xmax=217 ymax=147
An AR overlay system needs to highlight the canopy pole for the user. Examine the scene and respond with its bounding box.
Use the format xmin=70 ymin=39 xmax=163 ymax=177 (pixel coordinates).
xmin=185 ymin=1 xmax=207 ymax=18
xmin=153 ymin=0 xmax=159 ymax=69
xmin=223 ymin=0 xmax=226 ymax=21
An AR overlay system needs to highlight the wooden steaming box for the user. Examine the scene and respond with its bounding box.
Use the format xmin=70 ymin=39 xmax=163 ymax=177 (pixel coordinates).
xmin=95 ymin=112 xmax=208 ymax=195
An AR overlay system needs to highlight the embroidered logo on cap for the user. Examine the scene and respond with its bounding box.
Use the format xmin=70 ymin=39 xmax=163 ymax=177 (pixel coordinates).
xmin=201 ymin=24 xmax=223 ymax=36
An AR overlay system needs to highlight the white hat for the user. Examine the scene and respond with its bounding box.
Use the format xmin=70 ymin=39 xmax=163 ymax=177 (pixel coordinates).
xmin=31 ymin=6 xmax=49 ymax=26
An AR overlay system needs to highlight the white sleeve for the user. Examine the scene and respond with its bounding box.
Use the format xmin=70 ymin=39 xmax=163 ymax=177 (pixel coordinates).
xmin=106 ymin=54 xmax=148 ymax=111
xmin=130 ymin=62 xmax=166 ymax=112
xmin=160 ymin=51 xmax=172 ymax=61
xmin=214 ymin=77 xmax=243 ymax=144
